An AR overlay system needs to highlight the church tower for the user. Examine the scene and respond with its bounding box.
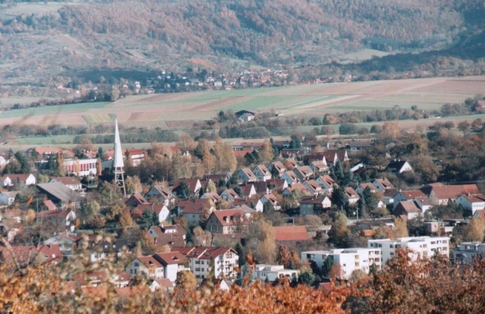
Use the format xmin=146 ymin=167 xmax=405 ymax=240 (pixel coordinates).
xmin=113 ymin=119 xmax=126 ymax=197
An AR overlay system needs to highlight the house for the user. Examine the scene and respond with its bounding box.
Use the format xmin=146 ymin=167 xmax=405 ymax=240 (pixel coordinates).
xmin=200 ymin=192 xmax=222 ymax=204
xmin=125 ymin=251 xmax=187 ymax=282
xmin=0 ymin=174 xmax=36 ymax=187
xmin=421 ymin=183 xmax=479 ymax=206
xmin=455 ymin=194 xmax=485 ymax=214
xmin=453 ymin=242 xmax=485 ymax=264
xmin=392 ymin=190 xmax=431 ymax=211
xmin=0 ymin=244 xmax=63 ymax=267
xmin=373 ymin=178 xmax=395 ymax=192
xmin=303 ymin=150 xmax=348 ymax=167
xmin=260 ymin=194 xmax=281 ymax=210
xmin=105 ymin=148 xmax=145 ymax=167
xmin=49 ymin=177 xmax=82 ymax=191
xmin=344 ymin=187 xmax=360 ymax=205
xmin=0 ymin=191 xmax=19 ymax=207
xmin=150 ymin=278 xmax=174 ymax=292
xmin=309 ymin=161 xmax=329 ymax=175
xmin=303 ymin=180 xmax=324 ymax=195
xmin=236 ymin=183 xmax=257 ymax=198
xmin=387 ymin=160 xmax=413 ymax=174
xmin=148 ymin=225 xmax=186 ymax=248
xmin=36 ymin=182 xmax=81 ymax=209
xmin=132 ymin=204 xmax=170 ymax=224
xmin=299 ymin=195 xmax=332 ymax=216
xmin=393 ymin=200 xmax=422 ymax=219
xmin=124 ymin=193 xmax=150 ymax=207
xmin=355 ymin=183 xmax=377 ymax=195
xmin=144 ymin=185 xmax=175 ymax=206
xmin=280 ymin=171 xmax=299 ymax=185
xmin=205 ymin=209 xmax=248 ymax=234
xmin=238 ymin=168 xmax=258 ymax=183
xmin=220 ymin=189 xmax=240 ymax=202
xmin=368 ymin=236 xmax=449 ymax=264
xmin=63 ymin=158 xmax=97 ymax=177
xmin=301 ymin=248 xmax=382 ymax=279
xmin=268 ymin=161 xmax=286 ymax=177
xmin=235 ymin=110 xmax=255 ymax=121
xmin=293 ymin=166 xmax=314 ymax=181
xmin=172 ymin=178 xmax=202 ymax=197
xmin=267 ymin=179 xmax=288 ymax=193
xmin=43 ymin=232 xmax=82 ymax=257
xmin=251 ymin=264 xmax=300 ymax=282
xmin=172 ymin=246 xmax=239 ymax=279
xmin=72 ymin=270 xmax=131 ymax=288
xmin=273 ymin=225 xmax=309 ymax=245
xmin=345 ymin=141 xmax=373 ymax=152
xmin=253 ymin=165 xmax=272 ymax=182
xmin=35 ymin=209 xmax=77 ymax=229
xmin=316 ymin=175 xmax=337 ymax=193
xmin=177 ymin=199 xmax=214 ymax=226
xmin=87 ymin=239 xmax=129 ymax=262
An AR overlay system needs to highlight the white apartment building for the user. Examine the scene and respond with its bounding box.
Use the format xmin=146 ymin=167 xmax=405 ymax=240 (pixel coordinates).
xmin=301 ymin=248 xmax=382 ymax=279
xmin=251 ymin=264 xmax=300 ymax=282
xmin=172 ymin=246 xmax=239 ymax=280
xmin=368 ymin=236 xmax=449 ymax=264
xmin=453 ymin=242 xmax=485 ymax=263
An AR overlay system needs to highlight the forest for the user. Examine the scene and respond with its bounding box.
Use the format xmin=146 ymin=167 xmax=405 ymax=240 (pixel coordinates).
xmin=0 ymin=0 xmax=484 ymax=89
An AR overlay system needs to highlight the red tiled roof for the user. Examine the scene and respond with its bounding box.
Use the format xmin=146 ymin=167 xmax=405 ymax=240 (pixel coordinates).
xmin=51 ymin=177 xmax=81 ymax=186
xmin=211 ymin=209 xmax=246 ymax=226
xmin=43 ymin=199 xmax=58 ymax=211
xmin=132 ymin=204 xmax=166 ymax=219
xmin=153 ymin=251 xmax=185 ymax=265
xmin=426 ymin=183 xmax=479 ymax=200
xmin=173 ymin=178 xmax=200 ymax=192
xmin=273 ymin=226 xmax=309 ymax=242
xmin=179 ymin=199 xmax=212 ymax=215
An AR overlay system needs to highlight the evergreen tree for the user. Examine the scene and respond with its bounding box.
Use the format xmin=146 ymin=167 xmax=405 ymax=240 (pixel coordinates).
xmin=234 ymin=243 xmax=246 ymax=267
xmin=298 ymin=270 xmax=315 ymax=286
xmin=176 ymin=181 xmax=189 ymax=199
xmin=234 ymin=186 xmax=243 ymax=198
xmin=321 ymin=256 xmax=334 ymax=277
xmin=229 ymin=170 xmax=240 ymax=184
xmin=331 ymin=186 xmax=348 ymax=210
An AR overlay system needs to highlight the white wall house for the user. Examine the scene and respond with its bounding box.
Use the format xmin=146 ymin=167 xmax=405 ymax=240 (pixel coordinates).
xmin=301 ymin=248 xmax=382 ymax=280
xmin=173 ymin=246 xmax=239 ymax=280
xmin=251 ymin=265 xmax=300 ymax=282
xmin=455 ymin=194 xmax=485 ymax=214
xmin=125 ymin=252 xmax=187 ymax=283
xmin=368 ymin=236 xmax=449 ymax=264
xmin=63 ymin=158 xmax=97 ymax=177
xmin=453 ymin=242 xmax=485 ymax=264
xmin=0 ymin=174 xmax=36 ymax=187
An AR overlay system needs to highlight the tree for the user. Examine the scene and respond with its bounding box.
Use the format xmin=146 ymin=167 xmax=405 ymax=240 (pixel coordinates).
xmin=339 ymin=123 xmax=357 ymax=135
xmin=349 ymin=269 xmax=367 ymax=282
xmin=176 ymin=181 xmax=189 ymax=199
xmin=331 ymin=186 xmax=348 ymax=211
xmin=466 ymin=217 xmax=485 ymax=241
xmin=393 ymin=216 xmax=409 ymax=239
xmin=176 ymin=270 xmax=197 ymax=288
xmin=125 ymin=176 xmax=142 ymax=195
xmin=327 ymin=212 xmax=351 ymax=248
xmin=458 ymin=121 xmax=470 ymax=135
xmin=234 ymin=243 xmax=246 ymax=267
xmin=289 ymin=134 xmax=301 ymax=149
xmin=119 ymin=208 xmax=135 ymax=230
xmin=140 ymin=208 xmax=159 ymax=228
xmin=321 ymin=256 xmax=334 ymax=277
xmin=192 ymin=226 xmax=212 ymax=246
xmin=298 ymin=269 xmax=315 ymax=286
xmin=79 ymin=199 xmax=100 ymax=221
xmin=234 ymin=186 xmax=243 ymax=198
xmin=14 ymin=152 xmax=30 ymax=174
xmin=258 ymin=139 xmax=274 ymax=164
xmin=381 ymin=121 xmax=400 ymax=141
xmin=275 ymin=245 xmax=292 ymax=268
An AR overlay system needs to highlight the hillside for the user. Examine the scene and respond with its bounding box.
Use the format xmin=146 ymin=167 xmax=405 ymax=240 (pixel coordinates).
xmin=0 ymin=0 xmax=483 ymax=89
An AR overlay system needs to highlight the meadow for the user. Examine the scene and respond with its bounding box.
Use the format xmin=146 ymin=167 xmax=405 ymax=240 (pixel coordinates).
xmin=0 ymin=76 xmax=484 ymax=136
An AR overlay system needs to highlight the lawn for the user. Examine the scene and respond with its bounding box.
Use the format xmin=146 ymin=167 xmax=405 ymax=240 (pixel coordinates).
xmin=0 ymin=102 xmax=110 ymax=118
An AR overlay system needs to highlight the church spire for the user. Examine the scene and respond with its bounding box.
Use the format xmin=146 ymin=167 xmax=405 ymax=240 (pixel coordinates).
xmin=113 ymin=119 xmax=126 ymax=197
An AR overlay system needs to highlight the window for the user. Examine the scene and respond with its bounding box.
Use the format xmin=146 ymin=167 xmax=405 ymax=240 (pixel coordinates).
xmin=390 ymin=245 xmax=394 ymax=248
xmin=390 ymin=252 xmax=394 ymax=256
xmin=195 ymin=268 xmax=200 ymax=271
xmin=355 ymin=262 xmax=359 ymax=267
xmin=375 ymin=251 xmax=380 ymax=255
xmin=343 ymin=264 xmax=346 ymax=267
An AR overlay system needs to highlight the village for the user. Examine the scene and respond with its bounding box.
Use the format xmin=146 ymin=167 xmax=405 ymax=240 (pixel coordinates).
xmin=1 ymin=115 xmax=485 ymax=297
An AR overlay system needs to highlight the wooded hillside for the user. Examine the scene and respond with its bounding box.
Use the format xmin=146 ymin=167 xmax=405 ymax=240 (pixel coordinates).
xmin=0 ymin=0 xmax=483 ymax=86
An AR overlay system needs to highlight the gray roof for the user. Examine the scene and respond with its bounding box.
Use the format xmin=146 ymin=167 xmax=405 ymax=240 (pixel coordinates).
xmin=37 ymin=182 xmax=80 ymax=203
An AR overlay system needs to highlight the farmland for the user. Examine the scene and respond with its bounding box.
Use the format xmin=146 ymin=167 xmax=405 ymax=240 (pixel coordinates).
xmin=0 ymin=76 xmax=484 ymax=134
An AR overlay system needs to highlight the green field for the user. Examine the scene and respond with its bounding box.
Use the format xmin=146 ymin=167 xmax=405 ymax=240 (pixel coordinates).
xmin=0 ymin=76 xmax=484 ymax=132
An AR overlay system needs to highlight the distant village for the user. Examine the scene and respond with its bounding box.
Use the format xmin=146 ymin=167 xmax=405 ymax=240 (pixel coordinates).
xmin=0 ymin=116 xmax=484 ymax=296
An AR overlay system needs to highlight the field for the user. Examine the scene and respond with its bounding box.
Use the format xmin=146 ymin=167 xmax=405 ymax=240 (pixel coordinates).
xmin=0 ymin=76 xmax=484 ymax=134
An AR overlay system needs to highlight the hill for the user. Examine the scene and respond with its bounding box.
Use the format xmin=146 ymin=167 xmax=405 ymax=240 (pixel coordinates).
xmin=0 ymin=0 xmax=484 ymax=89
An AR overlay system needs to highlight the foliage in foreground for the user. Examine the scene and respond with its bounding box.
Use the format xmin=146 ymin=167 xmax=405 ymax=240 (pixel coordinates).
xmin=4 ymin=249 xmax=485 ymax=313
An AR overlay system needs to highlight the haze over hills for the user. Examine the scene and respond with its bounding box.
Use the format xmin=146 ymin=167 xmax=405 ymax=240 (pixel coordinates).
xmin=0 ymin=0 xmax=484 ymax=88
